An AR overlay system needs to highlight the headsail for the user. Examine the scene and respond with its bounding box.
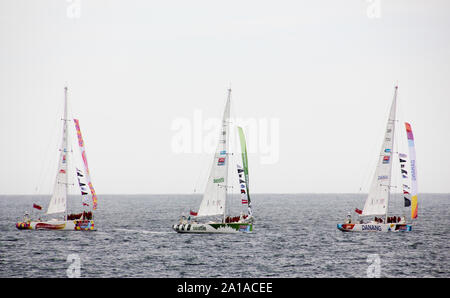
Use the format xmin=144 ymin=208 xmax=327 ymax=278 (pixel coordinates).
xmin=47 ymin=147 xmax=68 ymax=214
xmin=197 ymin=89 xmax=231 ymax=217
xmin=405 ymin=122 xmax=418 ymax=219
xmin=362 ymin=86 xmax=397 ymax=216
xmin=76 ymin=168 xmax=91 ymax=207
xmin=398 ymin=153 xmax=411 ymax=207
xmin=74 ymin=119 xmax=98 ymax=210
xmin=47 ymin=87 xmax=69 ymax=214
xmin=237 ymin=126 xmax=252 ymax=216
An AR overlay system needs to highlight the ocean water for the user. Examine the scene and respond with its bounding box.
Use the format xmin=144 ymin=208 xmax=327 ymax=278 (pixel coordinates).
xmin=0 ymin=194 xmax=448 ymax=278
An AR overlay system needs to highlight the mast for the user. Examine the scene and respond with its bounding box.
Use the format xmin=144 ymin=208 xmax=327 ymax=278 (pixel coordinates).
xmin=385 ymin=85 xmax=398 ymax=222
xmin=46 ymin=86 xmax=71 ymax=216
xmin=63 ymin=86 xmax=69 ymax=219
xmin=223 ymin=87 xmax=231 ymax=223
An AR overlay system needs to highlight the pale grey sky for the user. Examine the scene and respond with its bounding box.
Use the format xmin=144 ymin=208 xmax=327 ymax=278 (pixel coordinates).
xmin=1 ymin=0 xmax=449 ymax=194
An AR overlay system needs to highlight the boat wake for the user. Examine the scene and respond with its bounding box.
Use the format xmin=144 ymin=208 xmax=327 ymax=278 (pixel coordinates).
xmin=114 ymin=228 xmax=171 ymax=235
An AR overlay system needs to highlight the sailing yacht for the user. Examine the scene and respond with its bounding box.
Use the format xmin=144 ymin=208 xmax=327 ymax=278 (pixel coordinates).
xmin=16 ymin=87 xmax=97 ymax=231
xmin=172 ymin=88 xmax=254 ymax=233
xmin=337 ymin=86 xmax=417 ymax=232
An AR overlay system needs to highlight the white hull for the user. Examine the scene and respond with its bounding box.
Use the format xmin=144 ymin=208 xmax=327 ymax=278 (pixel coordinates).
xmin=172 ymin=222 xmax=252 ymax=234
xmin=337 ymin=223 xmax=412 ymax=232
xmin=16 ymin=219 xmax=95 ymax=231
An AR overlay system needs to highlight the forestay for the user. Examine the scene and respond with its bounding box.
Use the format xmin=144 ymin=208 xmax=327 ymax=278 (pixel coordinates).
xmin=47 ymin=88 xmax=69 ymax=214
xmin=197 ymin=90 xmax=231 ymax=217
xmin=362 ymin=87 xmax=397 ymax=216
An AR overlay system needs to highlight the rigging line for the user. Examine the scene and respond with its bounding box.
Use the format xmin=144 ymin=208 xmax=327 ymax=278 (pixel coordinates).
xmin=230 ymin=92 xmax=245 ymax=216
xmin=228 ymin=88 xmax=242 ymax=216
xmin=67 ymin=108 xmax=77 ymax=197
xmin=359 ymin=126 xmax=382 ymax=194
xmin=359 ymin=91 xmax=394 ymax=194
xmin=192 ymin=148 xmax=212 ymax=194
xmin=193 ymin=128 xmax=219 ymax=195
xmin=35 ymin=98 xmax=65 ymax=195
xmin=34 ymin=120 xmax=58 ymax=195
xmin=195 ymin=88 xmax=232 ymax=196
xmin=394 ymin=121 xmax=410 ymax=213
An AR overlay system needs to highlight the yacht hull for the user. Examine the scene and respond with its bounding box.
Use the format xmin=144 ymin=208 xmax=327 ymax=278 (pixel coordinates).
xmin=172 ymin=222 xmax=252 ymax=234
xmin=16 ymin=220 xmax=95 ymax=231
xmin=337 ymin=223 xmax=412 ymax=232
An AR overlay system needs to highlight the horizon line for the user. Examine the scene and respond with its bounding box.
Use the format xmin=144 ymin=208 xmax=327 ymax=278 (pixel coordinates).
xmin=0 ymin=192 xmax=448 ymax=196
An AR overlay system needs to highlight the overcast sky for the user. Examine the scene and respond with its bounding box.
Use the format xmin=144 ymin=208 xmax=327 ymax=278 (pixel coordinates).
xmin=1 ymin=0 xmax=449 ymax=195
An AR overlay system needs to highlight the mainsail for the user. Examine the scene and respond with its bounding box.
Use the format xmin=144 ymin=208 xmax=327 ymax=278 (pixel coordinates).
xmin=405 ymin=122 xmax=418 ymax=219
xmin=362 ymin=87 xmax=397 ymax=216
xmin=47 ymin=87 xmax=69 ymax=214
xmin=197 ymin=89 xmax=231 ymax=217
xmin=237 ymin=126 xmax=252 ymax=216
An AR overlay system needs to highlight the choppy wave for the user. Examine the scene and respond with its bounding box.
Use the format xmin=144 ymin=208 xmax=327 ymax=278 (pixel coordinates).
xmin=0 ymin=194 xmax=449 ymax=278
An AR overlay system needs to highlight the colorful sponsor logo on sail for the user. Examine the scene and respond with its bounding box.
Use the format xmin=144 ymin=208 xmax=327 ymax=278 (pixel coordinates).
xmin=404 ymin=197 xmax=411 ymax=207
xmin=411 ymin=195 xmax=418 ymax=218
xmin=220 ymin=150 xmax=226 ymax=155
xmin=217 ymin=157 xmax=225 ymax=166
xmin=74 ymin=119 xmax=97 ymax=210
xmin=384 ymin=149 xmax=391 ymax=153
xmin=405 ymin=122 xmax=414 ymax=139
xmin=213 ymin=177 xmax=224 ymax=183
xmin=382 ymin=156 xmax=390 ymax=164
xmin=378 ymin=175 xmax=388 ymax=180
xmin=405 ymin=122 xmax=418 ymax=219
xmin=74 ymin=119 xmax=84 ymax=147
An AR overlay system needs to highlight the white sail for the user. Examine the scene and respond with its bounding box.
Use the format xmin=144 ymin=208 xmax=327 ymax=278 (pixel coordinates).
xmin=47 ymin=87 xmax=69 ymax=215
xmin=197 ymin=89 xmax=231 ymax=217
xmin=362 ymin=87 xmax=397 ymax=216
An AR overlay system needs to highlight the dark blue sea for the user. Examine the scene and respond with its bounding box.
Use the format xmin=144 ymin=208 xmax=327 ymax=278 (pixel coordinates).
xmin=0 ymin=194 xmax=448 ymax=278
